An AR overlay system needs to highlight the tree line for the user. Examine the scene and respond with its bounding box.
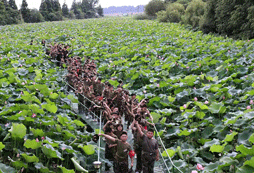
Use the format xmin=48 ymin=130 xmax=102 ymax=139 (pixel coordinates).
xmin=144 ymin=0 xmax=254 ymax=39
xmin=0 ymin=0 xmax=103 ymax=25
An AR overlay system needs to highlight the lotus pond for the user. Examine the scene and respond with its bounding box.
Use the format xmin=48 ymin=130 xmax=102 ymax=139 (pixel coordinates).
xmin=1 ymin=17 xmax=254 ymax=172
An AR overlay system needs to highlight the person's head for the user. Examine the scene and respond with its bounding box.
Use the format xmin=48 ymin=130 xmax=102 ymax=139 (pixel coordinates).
xmin=131 ymin=93 xmax=136 ymax=99
xmin=137 ymin=108 xmax=142 ymax=114
xmin=146 ymin=128 xmax=154 ymax=139
xmin=120 ymin=131 xmax=128 ymax=142
xmin=113 ymin=107 xmax=119 ymax=112
xmin=141 ymin=105 xmax=147 ymax=112
xmin=116 ymin=124 xmax=123 ymax=131
xmin=105 ymin=127 xmax=112 ymax=134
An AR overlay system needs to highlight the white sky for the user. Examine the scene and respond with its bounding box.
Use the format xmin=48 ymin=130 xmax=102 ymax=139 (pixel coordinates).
xmin=15 ymin=0 xmax=150 ymax=9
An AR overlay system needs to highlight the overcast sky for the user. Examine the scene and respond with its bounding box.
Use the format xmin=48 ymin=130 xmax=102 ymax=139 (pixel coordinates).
xmin=15 ymin=0 xmax=150 ymax=9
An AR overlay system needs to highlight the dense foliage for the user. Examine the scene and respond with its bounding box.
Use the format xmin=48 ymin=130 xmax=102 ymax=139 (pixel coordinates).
xmin=2 ymin=16 xmax=254 ymax=172
xmin=152 ymin=0 xmax=254 ymax=39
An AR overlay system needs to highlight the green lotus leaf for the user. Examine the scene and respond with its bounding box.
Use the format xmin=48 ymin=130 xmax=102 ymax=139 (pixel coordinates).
xmin=21 ymin=153 xmax=39 ymax=163
xmin=208 ymin=102 xmax=225 ymax=114
xmin=49 ymin=93 xmax=59 ymax=100
xmin=149 ymin=96 xmax=161 ymax=105
xmin=249 ymin=133 xmax=254 ymax=144
xmin=243 ymin=157 xmax=254 ymax=168
xmin=79 ymin=144 xmax=95 ymax=155
xmin=160 ymin=117 xmax=166 ymax=125
xmin=243 ymin=112 xmax=254 ymax=120
xmin=236 ymin=165 xmax=254 ymax=173
xmin=62 ymin=130 xmax=76 ymax=139
xmin=58 ymin=166 xmax=75 ymax=173
xmin=18 ymin=68 xmax=29 ymax=76
xmin=41 ymin=144 xmax=63 ymax=160
xmin=238 ymin=67 xmax=248 ymax=75
xmin=162 ymin=149 xmax=175 ymax=157
xmin=178 ymin=129 xmax=193 ymax=136
xmin=210 ymin=144 xmax=225 ymax=153
xmin=223 ymin=132 xmax=238 ymax=142
xmin=9 ymin=157 xmax=28 ymax=169
xmin=158 ymin=108 xmax=176 ymax=116
xmin=165 ymin=127 xmax=180 ymax=138
xmin=73 ymin=120 xmax=85 ymax=127
xmin=8 ymin=123 xmax=27 ymax=139
xmin=219 ymin=157 xmax=239 ymax=168
xmin=108 ymin=79 xmax=119 ymax=87
xmin=195 ymin=102 xmax=208 ymax=110
xmin=42 ymin=103 xmax=57 ymax=113
xmin=193 ymin=157 xmax=207 ymax=165
xmin=172 ymin=159 xmax=187 ymax=168
xmin=167 ymin=96 xmax=175 ymax=102
xmin=67 ymin=95 xmax=78 ymax=103
xmin=238 ymin=130 xmax=252 ymax=145
xmin=202 ymin=126 xmax=214 ymax=138
xmin=150 ymin=112 xmax=161 ymax=123
xmin=30 ymin=128 xmax=44 ymax=137
xmin=236 ymin=144 xmax=254 ymax=156
xmin=204 ymin=139 xmax=220 ymax=148
xmin=0 ymin=163 xmax=16 ymax=173
xmin=195 ymin=111 xmax=206 ymax=119
xmin=59 ymin=144 xmax=75 ymax=153
xmin=0 ymin=142 xmax=5 ymax=151
xmin=203 ymin=161 xmax=220 ymax=172
xmin=34 ymin=162 xmax=53 ymax=173
xmin=24 ymin=139 xmax=42 ymax=149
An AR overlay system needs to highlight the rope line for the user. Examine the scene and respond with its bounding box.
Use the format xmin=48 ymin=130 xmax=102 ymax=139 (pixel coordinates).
xmin=153 ymin=121 xmax=183 ymax=173
xmin=63 ymin=87 xmax=100 ymax=119
xmin=158 ymin=148 xmax=171 ymax=173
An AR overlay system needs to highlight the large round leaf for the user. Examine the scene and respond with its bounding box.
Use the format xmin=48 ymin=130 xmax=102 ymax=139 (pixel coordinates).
xmin=8 ymin=123 xmax=27 ymax=139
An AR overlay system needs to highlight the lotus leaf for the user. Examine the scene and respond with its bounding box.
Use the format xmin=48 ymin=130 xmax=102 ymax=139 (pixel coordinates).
xmin=24 ymin=139 xmax=42 ymax=149
xmin=58 ymin=166 xmax=75 ymax=173
xmin=0 ymin=163 xmax=15 ymax=173
xmin=8 ymin=123 xmax=26 ymax=139
xmin=41 ymin=144 xmax=63 ymax=160
xmin=236 ymin=165 xmax=254 ymax=173
xmin=0 ymin=142 xmax=5 ymax=151
xmin=79 ymin=145 xmax=95 ymax=155
xmin=30 ymin=128 xmax=44 ymax=137
xmin=208 ymin=102 xmax=226 ymax=114
xmin=21 ymin=153 xmax=39 ymax=163
xmin=210 ymin=144 xmax=225 ymax=153
xmin=204 ymin=139 xmax=220 ymax=148
xmin=203 ymin=161 xmax=220 ymax=172
xmin=162 ymin=149 xmax=175 ymax=157
xmin=223 ymin=132 xmax=238 ymax=142
xmin=236 ymin=144 xmax=254 ymax=156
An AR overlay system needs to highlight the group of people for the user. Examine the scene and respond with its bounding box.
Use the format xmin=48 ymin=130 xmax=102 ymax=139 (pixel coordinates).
xmin=65 ymin=57 xmax=160 ymax=173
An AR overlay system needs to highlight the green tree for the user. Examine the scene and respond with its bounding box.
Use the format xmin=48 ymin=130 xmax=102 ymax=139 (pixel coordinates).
xmin=30 ymin=9 xmax=45 ymax=23
xmin=0 ymin=1 xmax=7 ymax=25
xmin=21 ymin=0 xmax=30 ymax=22
xmin=97 ymin=5 xmax=103 ymax=16
xmin=145 ymin=0 xmax=166 ymax=16
xmin=200 ymin=0 xmax=217 ymax=33
xmin=62 ymin=2 xmax=69 ymax=17
xmin=9 ymin=0 xmax=17 ymax=9
xmin=183 ymin=0 xmax=205 ymax=28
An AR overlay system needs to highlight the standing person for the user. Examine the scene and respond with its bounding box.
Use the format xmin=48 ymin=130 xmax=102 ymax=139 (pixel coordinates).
xmin=99 ymin=131 xmax=134 ymax=173
xmin=131 ymin=120 xmax=147 ymax=173
xmin=104 ymin=127 xmax=117 ymax=172
xmin=135 ymin=120 xmax=159 ymax=173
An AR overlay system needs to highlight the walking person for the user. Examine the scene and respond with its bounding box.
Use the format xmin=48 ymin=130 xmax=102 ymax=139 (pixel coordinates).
xmin=99 ymin=131 xmax=134 ymax=173
xmin=135 ymin=120 xmax=159 ymax=173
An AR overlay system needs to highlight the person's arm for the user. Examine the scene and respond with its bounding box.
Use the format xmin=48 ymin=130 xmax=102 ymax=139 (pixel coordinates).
xmin=130 ymin=120 xmax=136 ymax=131
xmin=103 ymin=121 xmax=111 ymax=131
xmin=156 ymin=149 xmax=159 ymax=161
xmin=108 ymin=144 xmax=117 ymax=148
xmin=135 ymin=120 xmax=144 ymax=137
xmin=99 ymin=134 xmax=116 ymax=142
xmin=131 ymin=155 xmax=134 ymax=167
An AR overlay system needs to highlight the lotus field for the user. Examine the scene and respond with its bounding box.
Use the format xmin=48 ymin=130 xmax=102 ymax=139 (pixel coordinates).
xmin=1 ymin=17 xmax=254 ymax=172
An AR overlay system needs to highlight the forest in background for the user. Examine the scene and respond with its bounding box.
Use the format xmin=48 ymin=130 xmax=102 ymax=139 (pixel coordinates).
xmin=0 ymin=0 xmax=103 ymax=25
xmin=143 ymin=0 xmax=254 ymax=39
